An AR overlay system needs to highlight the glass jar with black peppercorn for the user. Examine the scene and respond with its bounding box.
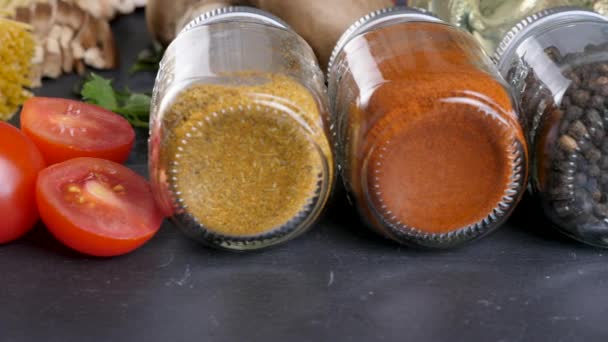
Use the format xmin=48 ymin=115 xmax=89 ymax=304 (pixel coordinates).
xmin=494 ymin=7 xmax=608 ymax=247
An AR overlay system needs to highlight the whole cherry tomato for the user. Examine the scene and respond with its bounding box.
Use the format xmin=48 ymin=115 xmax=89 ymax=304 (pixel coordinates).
xmin=0 ymin=122 xmax=46 ymax=243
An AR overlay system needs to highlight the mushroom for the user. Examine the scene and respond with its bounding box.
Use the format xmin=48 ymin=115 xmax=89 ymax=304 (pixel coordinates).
xmin=42 ymin=23 xmax=63 ymax=78
xmin=31 ymin=1 xmax=55 ymax=38
xmin=74 ymin=0 xmax=145 ymax=19
xmin=9 ymin=0 xmax=120 ymax=86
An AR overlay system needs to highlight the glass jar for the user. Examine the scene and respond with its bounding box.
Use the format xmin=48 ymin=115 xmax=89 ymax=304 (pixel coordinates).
xmin=149 ymin=7 xmax=334 ymax=251
xmin=328 ymin=7 xmax=528 ymax=248
xmin=494 ymin=7 xmax=608 ymax=247
xmin=408 ymin=0 xmax=608 ymax=53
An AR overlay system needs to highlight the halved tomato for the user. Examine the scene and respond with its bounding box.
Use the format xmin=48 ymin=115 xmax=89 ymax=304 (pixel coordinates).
xmin=0 ymin=122 xmax=46 ymax=243
xmin=21 ymin=97 xmax=135 ymax=165
xmin=36 ymin=157 xmax=163 ymax=257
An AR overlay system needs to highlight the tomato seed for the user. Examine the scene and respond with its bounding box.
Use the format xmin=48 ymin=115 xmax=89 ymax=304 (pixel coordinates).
xmin=67 ymin=184 xmax=81 ymax=193
xmin=113 ymin=184 xmax=125 ymax=192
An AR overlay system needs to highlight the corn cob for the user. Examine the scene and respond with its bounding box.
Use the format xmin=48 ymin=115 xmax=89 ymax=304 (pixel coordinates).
xmin=0 ymin=14 xmax=35 ymax=120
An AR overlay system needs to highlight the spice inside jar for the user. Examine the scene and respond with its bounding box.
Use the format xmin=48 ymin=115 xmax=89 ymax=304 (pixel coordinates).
xmin=149 ymin=7 xmax=334 ymax=250
xmin=495 ymin=7 xmax=608 ymax=246
xmin=540 ymin=54 xmax=608 ymax=226
xmin=161 ymin=73 xmax=331 ymax=239
xmin=329 ymin=7 xmax=528 ymax=248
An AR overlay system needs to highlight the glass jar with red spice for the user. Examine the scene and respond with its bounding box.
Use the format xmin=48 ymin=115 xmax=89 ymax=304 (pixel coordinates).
xmin=328 ymin=7 xmax=528 ymax=248
xmin=494 ymin=7 xmax=608 ymax=247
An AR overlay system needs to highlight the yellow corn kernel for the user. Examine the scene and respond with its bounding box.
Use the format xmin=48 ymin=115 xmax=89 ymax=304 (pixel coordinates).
xmin=0 ymin=16 xmax=35 ymax=121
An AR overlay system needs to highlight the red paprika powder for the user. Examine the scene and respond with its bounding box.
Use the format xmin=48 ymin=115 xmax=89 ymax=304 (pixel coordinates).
xmin=328 ymin=7 xmax=529 ymax=248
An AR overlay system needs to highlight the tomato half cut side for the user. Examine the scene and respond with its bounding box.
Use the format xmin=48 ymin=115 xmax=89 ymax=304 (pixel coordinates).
xmin=21 ymin=97 xmax=135 ymax=165
xmin=36 ymin=157 xmax=164 ymax=257
xmin=0 ymin=122 xmax=46 ymax=244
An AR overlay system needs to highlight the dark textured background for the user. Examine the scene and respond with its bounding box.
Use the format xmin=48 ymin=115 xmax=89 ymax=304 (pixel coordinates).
xmin=2 ymin=10 xmax=608 ymax=342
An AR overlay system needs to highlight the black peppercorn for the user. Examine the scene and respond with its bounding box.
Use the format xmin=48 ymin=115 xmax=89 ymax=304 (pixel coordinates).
xmin=565 ymin=106 xmax=584 ymax=121
xmin=590 ymin=164 xmax=601 ymax=178
xmin=510 ymin=44 xmax=608 ymax=245
xmin=575 ymin=172 xmax=588 ymax=187
xmin=568 ymin=120 xmax=589 ymax=140
xmin=533 ymin=48 xmax=608 ymax=229
xmin=577 ymin=137 xmax=592 ymax=153
xmin=545 ymin=46 xmax=563 ymax=63
xmin=594 ymin=203 xmax=608 ymax=218
xmin=571 ymin=89 xmax=591 ymax=106
xmin=584 ymin=109 xmax=603 ymax=128
xmin=584 ymin=147 xmax=602 ymax=164
xmin=591 ymin=95 xmax=605 ymax=109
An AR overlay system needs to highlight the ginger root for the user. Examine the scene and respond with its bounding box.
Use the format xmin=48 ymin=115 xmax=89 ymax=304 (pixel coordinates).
xmin=146 ymin=0 xmax=244 ymax=45
xmin=250 ymin=0 xmax=393 ymax=69
xmin=146 ymin=0 xmax=393 ymax=69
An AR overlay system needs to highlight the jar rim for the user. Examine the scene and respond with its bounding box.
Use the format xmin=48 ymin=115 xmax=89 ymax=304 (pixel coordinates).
xmin=178 ymin=5 xmax=291 ymax=37
xmin=492 ymin=6 xmax=608 ymax=72
xmin=327 ymin=6 xmax=442 ymax=80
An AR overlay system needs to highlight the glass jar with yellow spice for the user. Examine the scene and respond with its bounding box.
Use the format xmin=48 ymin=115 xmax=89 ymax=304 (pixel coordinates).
xmin=328 ymin=7 xmax=528 ymax=248
xmin=149 ymin=7 xmax=334 ymax=251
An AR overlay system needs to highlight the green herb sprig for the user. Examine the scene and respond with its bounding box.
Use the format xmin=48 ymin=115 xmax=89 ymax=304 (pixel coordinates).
xmin=80 ymin=73 xmax=151 ymax=128
xmin=130 ymin=42 xmax=165 ymax=74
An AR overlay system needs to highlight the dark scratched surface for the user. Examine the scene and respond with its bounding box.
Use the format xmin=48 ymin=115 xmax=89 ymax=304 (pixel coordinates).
xmin=2 ymin=10 xmax=608 ymax=342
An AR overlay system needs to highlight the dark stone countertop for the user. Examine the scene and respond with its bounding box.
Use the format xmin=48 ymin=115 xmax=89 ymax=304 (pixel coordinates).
xmin=2 ymin=10 xmax=608 ymax=342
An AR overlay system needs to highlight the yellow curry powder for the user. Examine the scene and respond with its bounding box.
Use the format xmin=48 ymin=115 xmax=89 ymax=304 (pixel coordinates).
xmin=161 ymin=73 xmax=332 ymax=238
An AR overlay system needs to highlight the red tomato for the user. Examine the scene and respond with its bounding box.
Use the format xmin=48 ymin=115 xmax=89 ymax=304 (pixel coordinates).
xmin=36 ymin=157 xmax=163 ymax=257
xmin=0 ymin=122 xmax=46 ymax=243
xmin=21 ymin=97 xmax=135 ymax=165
